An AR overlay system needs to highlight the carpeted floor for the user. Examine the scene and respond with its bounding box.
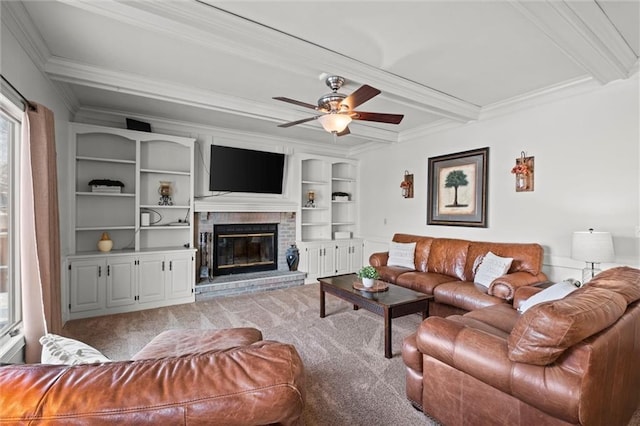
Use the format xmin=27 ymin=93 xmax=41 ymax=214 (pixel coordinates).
xmin=63 ymin=283 xmax=640 ymax=426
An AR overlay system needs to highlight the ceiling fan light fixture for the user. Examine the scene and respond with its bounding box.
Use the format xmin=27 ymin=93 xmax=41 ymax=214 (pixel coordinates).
xmin=318 ymin=114 xmax=352 ymax=133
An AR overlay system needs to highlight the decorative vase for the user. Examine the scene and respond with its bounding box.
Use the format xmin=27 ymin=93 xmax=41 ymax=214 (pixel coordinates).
xmin=97 ymin=232 xmax=113 ymax=252
xmin=362 ymin=277 xmax=375 ymax=288
xmin=286 ymin=244 xmax=300 ymax=271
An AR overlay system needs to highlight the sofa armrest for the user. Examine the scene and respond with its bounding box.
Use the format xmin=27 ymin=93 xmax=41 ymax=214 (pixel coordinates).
xmin=415 ymin=316 xmax=582 ymax=422
xmin=512 ymin=285 xmax=544 ymax=310
xmin=416 ymin=317 xmax=514 ymax=394
xmin=488 ymin=271 xmax=548 ymax=300
xmin=369 ymin=251 xmax=389 ymax=267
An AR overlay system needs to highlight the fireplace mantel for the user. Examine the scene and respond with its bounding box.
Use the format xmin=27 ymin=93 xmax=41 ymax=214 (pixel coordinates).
xmin=195 ymin=196 xmax=298 ymax=213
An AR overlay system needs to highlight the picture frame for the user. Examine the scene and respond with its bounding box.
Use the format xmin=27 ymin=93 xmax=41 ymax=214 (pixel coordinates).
xmin=427 ymin=147 xmax=489 ymax=227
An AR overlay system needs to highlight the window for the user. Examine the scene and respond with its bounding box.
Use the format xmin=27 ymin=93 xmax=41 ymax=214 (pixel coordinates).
xmin=0 ymin=94 xmax=21 ymax=349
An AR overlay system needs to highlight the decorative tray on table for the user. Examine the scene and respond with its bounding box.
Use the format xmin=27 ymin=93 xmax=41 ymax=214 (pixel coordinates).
xmin=353 ymin=280 xmax=389 ymax=293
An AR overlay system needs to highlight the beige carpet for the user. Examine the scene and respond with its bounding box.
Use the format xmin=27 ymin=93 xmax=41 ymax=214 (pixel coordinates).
xmin=63 ymin=283 xmax=640 ymax=426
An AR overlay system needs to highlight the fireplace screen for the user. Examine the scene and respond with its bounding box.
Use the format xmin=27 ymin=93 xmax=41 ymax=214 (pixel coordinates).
xmin=214 ymin=223 xmax=277 ymax=275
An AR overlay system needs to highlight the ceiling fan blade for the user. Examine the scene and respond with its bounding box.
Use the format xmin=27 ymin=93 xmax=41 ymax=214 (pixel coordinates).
xmin=336 ymin=126 xmax=350 ymax=137
xmin=341 ymin=85 xmax=381 ymax=110
xmin=273 ymin=97 xmax=317 ymax=110
xmin=277 ymin=116 xmax=319 ymax=128
xmin=351 ymin=111 xmax=404 ymax=124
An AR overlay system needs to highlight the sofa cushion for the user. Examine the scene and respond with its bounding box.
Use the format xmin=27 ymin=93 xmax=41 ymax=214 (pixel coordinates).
xmin=427 ymin=238 xmax=470 ymax=281
xmin=473 ymin=251 xmax=513 ymax=289
xmin=395 ymin=271 xmax=455 ymax=294
xmin=387 ymin=241 xmax=416 ymax=269
xmin=465 ymin=242 xmax=544 ymax=279
xmin=518 ymin=280 xmax=579 ymax=313
xmin=433 ymin=281 xmax=510 ymax=312
xmin=40 ymin=334 xmax=111 ymax=365
xmin=508 ymin=286 xmax=627 ymax=365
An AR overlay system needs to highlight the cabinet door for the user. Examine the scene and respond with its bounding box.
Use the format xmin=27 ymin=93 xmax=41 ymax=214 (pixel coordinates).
xmin=106 ymin=256 xmax=136 ymax=308
xmin=320 ymin=243 xmax=336 ymax=276
xmin=167 ymin=253 xmax=193 ymax=299
xmin=334 ymin=242 xmax=350 ymax=275
xmin=69 ymin=259 xmax=106 ymax=313
xmin=138 ymin=254 xmax=166 ymax=303
xmin=349 ymin=241 xmax=364 ymax=272
xmin=303 ymin=244 xmax=322 ymax=282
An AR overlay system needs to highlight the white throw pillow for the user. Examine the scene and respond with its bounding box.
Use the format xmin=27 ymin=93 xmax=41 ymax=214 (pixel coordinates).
xmin=474 ymin=251 xmax=513 ymax=288
xmin=40 ymin=333 xmax=111 ymax=365
xmin=387 ymin=241 xmax=416 ymax=269
xmin=518 ymin=280 xmax=579 ymax=313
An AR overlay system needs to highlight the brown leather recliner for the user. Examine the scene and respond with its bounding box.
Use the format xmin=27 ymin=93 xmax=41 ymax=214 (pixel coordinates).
xmin=0 ymin=328 xmax=306 ymax=425
xmin=403 ymin=266 xmax=640 ymax=426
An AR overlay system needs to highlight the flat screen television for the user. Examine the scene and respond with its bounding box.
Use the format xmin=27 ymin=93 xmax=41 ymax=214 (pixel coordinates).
xmin=209 ymin=145 xmax=286 ymax=194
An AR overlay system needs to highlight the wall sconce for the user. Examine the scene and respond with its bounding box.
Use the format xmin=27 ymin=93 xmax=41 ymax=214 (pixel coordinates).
xmin=510 ymin=151 xmax=534 ymax=192
xmin=400 ymin=170 xmax=414 ymax=198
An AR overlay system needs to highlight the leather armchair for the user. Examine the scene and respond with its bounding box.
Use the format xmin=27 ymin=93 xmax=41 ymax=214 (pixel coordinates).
xmin=0 ymin=328 xmax=305 ymax=425
xmin=402 ymin=266 xmax=640 ymax=425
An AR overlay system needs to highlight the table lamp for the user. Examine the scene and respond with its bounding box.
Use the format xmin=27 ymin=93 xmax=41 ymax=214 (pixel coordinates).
xmin=571 ymin=228 xmax=614 ymax=284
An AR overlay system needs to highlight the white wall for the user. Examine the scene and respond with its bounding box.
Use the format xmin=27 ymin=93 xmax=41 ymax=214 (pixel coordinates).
xmin=1 ymin=18 xmax=73 ymax=255
xmin=359 ymin=76 xmax=640 ymax=282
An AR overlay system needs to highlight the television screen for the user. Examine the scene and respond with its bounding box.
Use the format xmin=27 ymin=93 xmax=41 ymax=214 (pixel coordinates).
xmin=209 ymin=145 xmax=285 ymax=194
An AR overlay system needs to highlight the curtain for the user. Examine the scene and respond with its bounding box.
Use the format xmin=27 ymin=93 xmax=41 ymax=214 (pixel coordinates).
xmin=20 ymin=103 xmax=62 ymax=363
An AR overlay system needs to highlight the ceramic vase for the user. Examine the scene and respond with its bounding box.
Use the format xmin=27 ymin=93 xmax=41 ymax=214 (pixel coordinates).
xmin=286 ymin=244 xmax=299 ymax=271
xmin=362 ymin=277 xmax=375 ymax=288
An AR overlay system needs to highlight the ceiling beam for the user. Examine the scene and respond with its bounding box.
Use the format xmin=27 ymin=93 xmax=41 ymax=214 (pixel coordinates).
xmin=55 ymin=0 xmax=480 ymax=122
xmin=510 ymin=0 xmax=637 ymax=84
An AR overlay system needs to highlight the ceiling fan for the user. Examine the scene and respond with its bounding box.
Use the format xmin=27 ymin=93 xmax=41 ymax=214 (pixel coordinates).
xmin=273 ymin=75 xmax=404 ymax=136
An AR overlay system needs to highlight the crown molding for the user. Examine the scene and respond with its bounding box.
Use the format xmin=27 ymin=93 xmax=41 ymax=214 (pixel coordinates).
xmin=1 ymin=1 xmax=49 ymax=70
xmin=510 ymin=0 xmax=637 ymax=84
xmin=397 ymin=119 xmax=463 ymax=144
xmin=480 ymin=75 xmax=600 ymax=120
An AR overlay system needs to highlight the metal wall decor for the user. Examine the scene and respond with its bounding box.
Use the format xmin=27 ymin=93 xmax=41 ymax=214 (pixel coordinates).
xmin=511 ymin=151 xmax=534 ymax=192
xmin=401 ymin=170 xmax=414 ymax=198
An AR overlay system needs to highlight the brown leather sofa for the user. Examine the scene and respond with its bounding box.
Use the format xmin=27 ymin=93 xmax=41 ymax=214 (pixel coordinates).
xmin=403 ymin=266 xmax=640 ymax=426
xmin=369 ymin=233 xmax=548 ymax=317
xmin=0 ymin=328 xmax=305 ymax=425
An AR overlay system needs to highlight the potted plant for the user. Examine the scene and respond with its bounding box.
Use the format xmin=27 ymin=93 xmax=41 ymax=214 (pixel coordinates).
xmin=357 ymin=266 xmax=380 ymax=288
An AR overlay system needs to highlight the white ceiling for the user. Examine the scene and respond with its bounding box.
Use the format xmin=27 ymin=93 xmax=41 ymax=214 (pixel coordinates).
xmin=4 ymin=0 xmax=639 ymax=152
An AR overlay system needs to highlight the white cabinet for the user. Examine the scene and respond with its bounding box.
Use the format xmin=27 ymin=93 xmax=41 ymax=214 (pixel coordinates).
xmin=298 ymin=239 xmax=363 ymax=283
xmin=296 ymin=154 xmax=360 ymax=282
xmin=67 ymin=123 xmax=197 ymax=319
xmin=106 ymin=256 xmax=136 ymax=308
xmin=68 ymin=251 xmax=195 ymax=320
xmin=167 ymin=253 xmax=194 ymax=299
xmin=335 ymin=240 xmax=363 ymax=275
xmin=69 ymin=259 xmax=105 ymax=314
xmin=138 ymin=254 xmax=166 ymax=304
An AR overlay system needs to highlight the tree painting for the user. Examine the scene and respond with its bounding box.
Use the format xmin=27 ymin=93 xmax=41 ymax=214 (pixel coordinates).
xmin=444 ymin=170 xmax=469 ymax=207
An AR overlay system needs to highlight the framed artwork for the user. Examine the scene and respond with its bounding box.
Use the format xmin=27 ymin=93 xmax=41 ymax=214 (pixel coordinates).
xmin=427 ymin=147 xmax=489 ymax=227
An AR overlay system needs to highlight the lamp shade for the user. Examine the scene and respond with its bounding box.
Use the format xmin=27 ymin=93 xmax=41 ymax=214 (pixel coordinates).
xmin=571 ymin=230 xmax=614 ymax=263
xmin=317 ymin=113 xmax=352 ymax=133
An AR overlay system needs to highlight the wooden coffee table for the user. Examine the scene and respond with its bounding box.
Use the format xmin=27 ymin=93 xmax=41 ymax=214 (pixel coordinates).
xmin=318 ymin=273 xmax=433 ymax=358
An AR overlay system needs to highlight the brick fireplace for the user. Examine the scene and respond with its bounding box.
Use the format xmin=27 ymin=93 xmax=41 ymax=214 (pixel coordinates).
xmin=195 ymin=211 xmax=296 ymax=281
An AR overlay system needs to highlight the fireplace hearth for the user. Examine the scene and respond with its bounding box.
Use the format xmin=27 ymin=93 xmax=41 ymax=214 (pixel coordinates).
xmin=213 ymin=223 xmax=278 ymax=276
